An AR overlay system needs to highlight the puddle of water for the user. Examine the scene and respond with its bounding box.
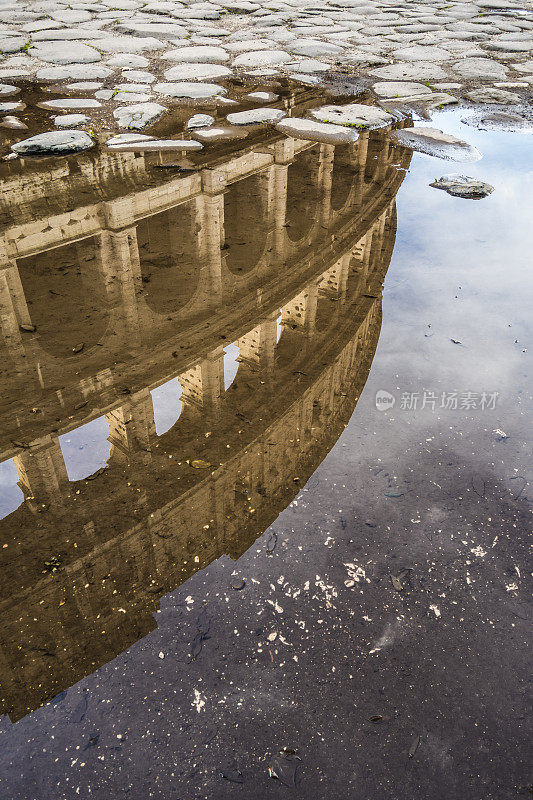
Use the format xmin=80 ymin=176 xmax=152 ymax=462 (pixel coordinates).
xmin=0 ymin=85 xmax=530 ymax=800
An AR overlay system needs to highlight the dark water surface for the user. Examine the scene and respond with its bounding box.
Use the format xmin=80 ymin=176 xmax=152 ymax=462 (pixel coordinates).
xmin=0 ymin=95 xmax=531 ymax=800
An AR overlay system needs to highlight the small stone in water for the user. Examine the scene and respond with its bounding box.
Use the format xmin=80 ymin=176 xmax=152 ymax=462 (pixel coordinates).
xmin=429 ymin=174 xmax=494 ymax=199
xmin=1 ymin=115 xmax=27 ymax=130
xmin=226 ymin=107 xmax=286 ymax=125
xmin=187 ymin=113 xmax=215 ymax=129
xmin=54 ymin=114 xmax=89 ymax=128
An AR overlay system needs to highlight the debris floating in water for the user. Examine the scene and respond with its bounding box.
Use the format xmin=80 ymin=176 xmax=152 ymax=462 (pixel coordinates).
xmin=220 ymin=767 xmax=244 ymax=784
xmin=268 ymin=747 xmax=301 ymax=788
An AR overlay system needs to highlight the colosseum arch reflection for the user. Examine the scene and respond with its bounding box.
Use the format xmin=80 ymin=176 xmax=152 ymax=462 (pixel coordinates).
xmin=365 ymin=129 xmax=389 ymax=185
xmin=223 ymin=173 xmax=270 ymax=275
xmin=330 ymin=144 xmax=359 ymax=213
xmin=16 ymin=236 xmax=110 ymax=359
xmin=285 ymin=144 xmax=322 ymax=242
xmin=136 ymin=199 xmax=200 ymax=315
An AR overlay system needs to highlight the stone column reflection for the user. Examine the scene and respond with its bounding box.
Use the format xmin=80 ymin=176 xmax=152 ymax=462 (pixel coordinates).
xmin=13 ymin=436 xmax=69 ymax=506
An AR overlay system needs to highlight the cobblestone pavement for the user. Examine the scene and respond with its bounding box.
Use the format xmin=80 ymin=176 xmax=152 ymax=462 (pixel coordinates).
xmin=0 ymin=0 xmax=532 ymax=136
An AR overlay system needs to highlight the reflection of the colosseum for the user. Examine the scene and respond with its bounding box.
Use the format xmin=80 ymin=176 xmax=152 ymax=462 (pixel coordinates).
xmin=0 ymin=104 xmax=410 ymax=722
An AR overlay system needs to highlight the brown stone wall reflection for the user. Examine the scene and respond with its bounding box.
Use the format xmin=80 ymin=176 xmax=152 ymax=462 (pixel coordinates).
xmin=0 ymin=108 xmax=410 ymax=721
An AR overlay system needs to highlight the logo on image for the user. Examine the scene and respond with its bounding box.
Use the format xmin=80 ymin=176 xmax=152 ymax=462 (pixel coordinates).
xmin=375 ymin=390 xmax=395 ymax=411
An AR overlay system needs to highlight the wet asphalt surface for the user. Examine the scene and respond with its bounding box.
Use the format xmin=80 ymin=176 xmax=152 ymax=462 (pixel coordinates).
xmin=0 ymin=110 xmax=531 ymax=799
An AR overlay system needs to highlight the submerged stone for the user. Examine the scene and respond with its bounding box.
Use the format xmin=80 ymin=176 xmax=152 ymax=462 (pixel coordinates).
xmin=246 ymin=91 xmax=279 ymax=102
xmin=429 ymin=174 xmax=494 ymax=198
xmin=187 ymin=113 xmax=215 ymax=129
xmin=0 ymin=102 xmax=24 ymax=113
xmin=39 ymin=98 xmax=102 ymax=111
xmin=106 ymin=139 xmax=203 ymax=152
xmin=461 ymin=110 xmax=533 ymax=134
xmin=391 ymin=127 xmax=481 ymax=162
xmin=11 ymin=130 xmax=94 ymax=156
xmin=226 ymin=107 xmax=286 ymax=125
xmin=105 ymin=133 xmax=156 ymax=146
xmin=113 ymin=102 xmax=167 ymax=129
xmin=0 ymin=83 xmax=20 ymax=97
xmin=0 ymin=115 xmax=27 ymax=130
xmin=192 ymin=125 xmax=249 ymax=141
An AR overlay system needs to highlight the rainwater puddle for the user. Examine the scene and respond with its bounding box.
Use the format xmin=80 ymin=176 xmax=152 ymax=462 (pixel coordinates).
xmin=0 ymin=84 xmax=531 ymax=800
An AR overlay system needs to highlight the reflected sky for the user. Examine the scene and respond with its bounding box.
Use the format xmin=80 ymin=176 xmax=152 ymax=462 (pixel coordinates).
xmin=0 ymin=459 xmax=23 ymax=521
xmin=376 ymin=110 xmax=532 ymax=473
xmin=223 ymin=343 xmax=240 ymax=390
xmin=151 ymin=377 xmax=183 ymax=436
xmin=58 ymin=416 xmax=111 ymax=481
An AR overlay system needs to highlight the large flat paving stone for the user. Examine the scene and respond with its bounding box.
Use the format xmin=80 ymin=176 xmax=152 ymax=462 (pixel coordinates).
xmin=233 ymin=50 xmax=293 ymax=67
xmin=452 ymin=57 xmax=508 ymax=80
xmin=372 ymin=81 xmax=433 ymax=99
xmin=163 ymin=46 xmax=229 ymax=62
xmin=36 ymin=65 xmax=113 ymax=80
xmin=163 ymin=63 xmax=232 ymax=80
xmin=113 ymin=101 xmax=167 ymax=128
xmin=92 ymin=36 xmax=166 ymax=53
xmin=310 ymin=102 xmax=394 ymax=129
xmin=226 ymin=107 xmax=286 ymax=124
xmin=275 ymin=116 xmax=359 ymax=143
xmin=31 ymin=42 xmax=101 ymax=64
xmin=370 ymin=62 xmax=449 ymax=80
xmin=11 ymin=130 xmax=94 ymax=155
xmin=39 ymin=98 xmax=102 ymax=110
xmin=154 ymin=81 xmax=227 ymax=98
